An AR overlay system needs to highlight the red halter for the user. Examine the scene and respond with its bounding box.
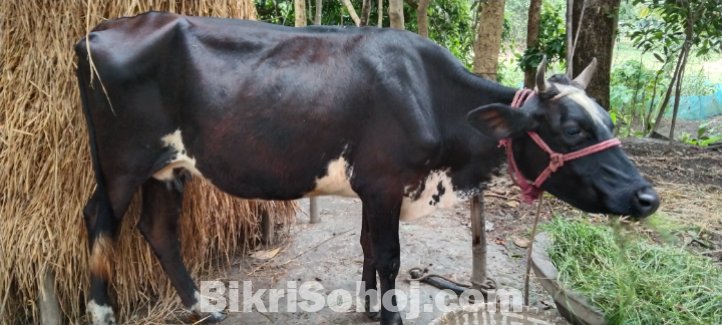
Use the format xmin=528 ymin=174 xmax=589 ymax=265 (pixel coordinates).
xmin=498 ymin=89 xmax=622 ymax=204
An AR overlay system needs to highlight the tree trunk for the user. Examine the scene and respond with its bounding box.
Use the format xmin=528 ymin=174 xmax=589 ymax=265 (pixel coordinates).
xmin=416 ymin=0 xmax=431 ymax=38
xmin=295 ymin=0 xmax=307 ymax=27
xmin=669 ymin=47 xmax=690 ymax=142
xmin=360 ymin=0 xmax=371 ymax=26
xmin=342 ymin=0 xmax=361 ymax=26
xmin=651 ymin=0 xmax=704 ymax=136
xmin=378 ymin=0 xmax=383 ymax=26
xmin=524 ymin=0 xmax=542 ymax=88
xmin=643 ymin=74 xmax=660 ymax=136
xmin=473 ymin=0 xmax=506 ymax=81
xmin=389 ymin=0 xmax=404 ymax=29
xmin=315 ymin=0 xmax=322 ymax=24
xmin=566 ymin=0 xmax=574 ymax=77
xmin=571 ymin=0 xmax=621 ymax=111
xmin=650 ymin=47 xmax=687 ymax=135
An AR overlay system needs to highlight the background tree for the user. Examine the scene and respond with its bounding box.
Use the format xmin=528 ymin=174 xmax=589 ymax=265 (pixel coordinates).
xmin=524 ymin=0 xmax=542 ymax=88
xmin=389 ymin=0 xmax=404 ymax=29
xmin=473 ymin=0 xmax=506 ymax=81
xmin=342 ymin=0 xmax=362 ymax=26
xmin=360 ymin=0 xmax=371 ymax=26
xmin=378 ymin=0 xmax=383 ymax=26
xmin=633 ymin=0 xmax=722 ymax=138
xmin=294 ymin=0 xmax=306 ymax=27
xmin=571 ymin=0 xmax=622 ymax=111
xmin=315 ymin=0 xmax=322 ymax=24
xmin=416 ymin=0 xmax=431 ymax=38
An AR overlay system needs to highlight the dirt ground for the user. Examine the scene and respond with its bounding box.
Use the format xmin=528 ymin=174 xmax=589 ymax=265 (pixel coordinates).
xmin=169 ymin=136 xmax=722 ymax=325
xmin=200 ymin=193 xmax=569 ymax=325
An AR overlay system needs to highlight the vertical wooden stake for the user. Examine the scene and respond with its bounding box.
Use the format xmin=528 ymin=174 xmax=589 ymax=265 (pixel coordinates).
xmin=470 ymin=192 xmax=487 ymax=291
xmin=309 ymin=198 xmax=320 ymax=224
xmin=261 ymin=208 xmax=274 ymax=246
xmin=38 ymin=269 xmax=62 ymax=325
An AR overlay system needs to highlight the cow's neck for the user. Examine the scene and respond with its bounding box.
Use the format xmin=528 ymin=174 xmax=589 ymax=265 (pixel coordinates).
xmin=433 ymin=66 xmax=520 ymax=194
xmin=451 ymin=67 xmax=519 ymax=109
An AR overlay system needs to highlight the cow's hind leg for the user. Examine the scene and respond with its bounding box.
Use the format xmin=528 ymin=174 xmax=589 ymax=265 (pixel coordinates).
xmin=137 ymin=176 xmax=227 ymax=323
xmin=83 ymin=181 xmax=139 ymax=325
xmin=360 ymin=213 xmax=381 ymax=320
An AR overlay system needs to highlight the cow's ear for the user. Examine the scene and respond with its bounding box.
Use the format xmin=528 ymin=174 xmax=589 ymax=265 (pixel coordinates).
xmin=467 ymin=103 xmax=534 ymax=139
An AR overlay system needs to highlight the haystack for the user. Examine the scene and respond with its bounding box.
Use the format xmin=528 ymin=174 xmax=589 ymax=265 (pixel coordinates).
xmin=0 ymin=1 xmax=298 ymax=324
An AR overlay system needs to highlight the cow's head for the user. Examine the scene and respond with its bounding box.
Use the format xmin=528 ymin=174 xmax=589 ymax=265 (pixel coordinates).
xmin=467 ymin=57 xmax=659 ymax=219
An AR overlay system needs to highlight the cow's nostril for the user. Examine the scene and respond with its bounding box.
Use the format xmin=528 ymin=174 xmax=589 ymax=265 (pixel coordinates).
xmin=634 ymin=187 xmax=660 ymax=217
xmin=637 ymin=193 xmax=655 ymax=208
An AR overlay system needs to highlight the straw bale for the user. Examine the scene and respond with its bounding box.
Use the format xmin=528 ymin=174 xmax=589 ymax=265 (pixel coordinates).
xmin=0 ymin=1 xmax=298 ymax=324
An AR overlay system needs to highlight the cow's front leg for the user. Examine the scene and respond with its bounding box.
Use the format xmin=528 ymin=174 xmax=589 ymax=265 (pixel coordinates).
xmin=361 ymin=193 xmax=403 ymax=325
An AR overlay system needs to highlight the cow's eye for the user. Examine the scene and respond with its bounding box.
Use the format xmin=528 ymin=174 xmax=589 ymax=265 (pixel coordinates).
xmin=564 ymin=126 xmax=581 ymax=136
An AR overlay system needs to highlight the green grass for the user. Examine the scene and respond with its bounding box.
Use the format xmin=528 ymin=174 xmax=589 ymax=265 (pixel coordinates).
xmin=542 ymin=217 xmax=722 ymax=325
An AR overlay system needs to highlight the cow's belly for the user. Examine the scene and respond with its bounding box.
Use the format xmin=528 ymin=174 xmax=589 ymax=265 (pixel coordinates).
xmin=151 ymin=130 xmax=469 ymax=219
xmin=399 ymin=170 xmax=470 ymax=221
xmin=302 ymin=157 xmax=358 ymax=198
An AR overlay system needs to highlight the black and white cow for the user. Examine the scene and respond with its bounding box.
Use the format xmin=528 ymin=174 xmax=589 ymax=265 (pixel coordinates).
xmin=75 ymin=11 xmax=659 ymax=325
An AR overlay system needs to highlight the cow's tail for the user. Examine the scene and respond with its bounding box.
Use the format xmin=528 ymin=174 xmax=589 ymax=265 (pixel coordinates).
xmin=76 ymin=39 xmax=117 ymax=284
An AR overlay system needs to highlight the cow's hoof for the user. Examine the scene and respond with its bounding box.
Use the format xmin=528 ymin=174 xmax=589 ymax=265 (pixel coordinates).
xmin=87 ymin=300 xmax=117 ymax=325
xmin=365 ymin=310 xmax=381 ymax=320
xmin=380 ymin=313 xmax=403 ymax=325
xmin=189 ymin=310 xmax=227 ymax=324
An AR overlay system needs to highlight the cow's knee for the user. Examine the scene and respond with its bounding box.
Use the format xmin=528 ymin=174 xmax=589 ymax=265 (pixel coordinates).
xmin=376 ymin=255 xmax=401 ymax=279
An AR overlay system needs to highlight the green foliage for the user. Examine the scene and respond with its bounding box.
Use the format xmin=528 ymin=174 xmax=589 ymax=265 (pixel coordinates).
xmin=256 ymin=0 xmax=477 ymax=69
xmin=681 ymin=69 xmax=717 ymax=97
xmin=628 ymin=0 xmax=721 ymax=58
xmin=516 ymin=2 xmax=566 ymax=72
xmin=503 ymin=0 xmax=566 ymax=44
xmin=425 ymin=0 xmax=476 ymax=69
xmin=609 ymin=59 xmax=668 ymax=137
xmin=611 ymin=60 xmax=655 ymax=89
xmin=679 ymin=121 xmax=722 ymax=146
xmin=497 ymin=57 xmax=524 ymax=88
xmin=543 ymin=217 xmax=722 ymax=325
xmin=256 ymin=0 xmax=389 ymax=27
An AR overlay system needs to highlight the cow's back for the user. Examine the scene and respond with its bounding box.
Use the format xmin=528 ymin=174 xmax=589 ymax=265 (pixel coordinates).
xmin=75 ymin=11 xmax=446 ymax=201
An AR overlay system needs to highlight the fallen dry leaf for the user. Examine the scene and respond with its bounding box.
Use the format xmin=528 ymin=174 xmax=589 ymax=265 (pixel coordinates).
xmin=513 ymin=237 xmax=530 ymax=248
xmin=251 ymin=248 xmax=280 ymax=260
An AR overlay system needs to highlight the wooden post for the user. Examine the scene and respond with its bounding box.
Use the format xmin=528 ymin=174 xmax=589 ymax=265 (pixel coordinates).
xmin=470 ymin=193 xmax=487 ymax=291
xmin=261 ymin=209 xmax=274 ymax=246
xmin=309 ymin=198 xmax=320 ymax=224
xmin=38 ymin=270 xmax=62 ymax=325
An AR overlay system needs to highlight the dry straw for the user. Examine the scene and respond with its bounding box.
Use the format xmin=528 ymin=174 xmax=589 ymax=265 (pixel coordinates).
xmin=0 ymin=1 xmax=297 ymax=324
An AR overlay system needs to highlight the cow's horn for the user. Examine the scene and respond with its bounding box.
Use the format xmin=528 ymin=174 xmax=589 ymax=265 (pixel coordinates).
xmin=536 ymin=55 xmax=549 ymax=93
xmin=573 ymin=57 xmax=598 ymax=90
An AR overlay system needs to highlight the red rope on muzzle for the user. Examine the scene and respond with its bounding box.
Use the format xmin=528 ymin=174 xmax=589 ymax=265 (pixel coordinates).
xmin=499 ymin=89 xmax=622 ymax=204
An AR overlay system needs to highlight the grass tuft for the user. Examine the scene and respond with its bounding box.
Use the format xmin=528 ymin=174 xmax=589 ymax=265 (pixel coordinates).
xmin=543 ymin=217 xmax=722 ymax=325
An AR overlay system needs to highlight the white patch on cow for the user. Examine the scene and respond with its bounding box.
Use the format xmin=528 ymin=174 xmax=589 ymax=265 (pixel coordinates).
xmin=87 ymin=300 xmax=116 ymax=325
xmin=399 ymin=170 xmax=472 ymax=221
xmin=190 ymin=291 xmax=226 ymax=319
xmin=304 ymin=156 xmax=358 ymax=197
xmin=552 ymin=83 xmax=605 ymax=126
xmin=152 ymin=129 xmax=205 ymax=181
